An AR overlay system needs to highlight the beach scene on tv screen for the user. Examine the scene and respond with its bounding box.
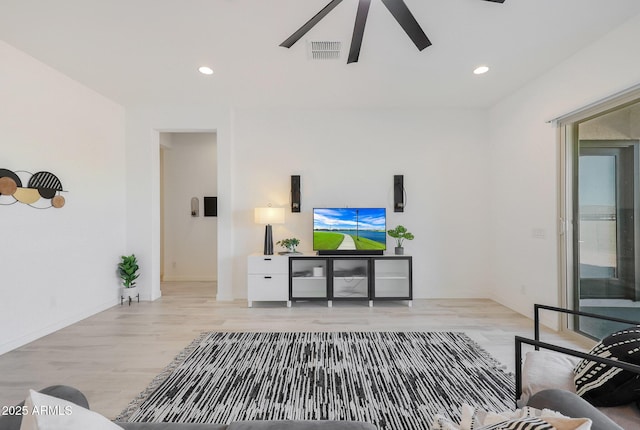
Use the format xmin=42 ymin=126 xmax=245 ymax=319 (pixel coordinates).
xmin=313 ymin=208 xmax=386 ymax=251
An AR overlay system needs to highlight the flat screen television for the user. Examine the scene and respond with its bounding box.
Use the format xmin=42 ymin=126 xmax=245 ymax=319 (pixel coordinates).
xmin=313 ymin=208 xmax=386 ymax=255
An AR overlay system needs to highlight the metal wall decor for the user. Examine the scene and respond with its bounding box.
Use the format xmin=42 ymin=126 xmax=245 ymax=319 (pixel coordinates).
xmin=0 ymin=168 xmax=67 ymax=209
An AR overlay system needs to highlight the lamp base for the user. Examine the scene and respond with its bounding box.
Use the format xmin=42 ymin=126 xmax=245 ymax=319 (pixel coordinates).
xmin=263 ymin=224 xmax=274 ymax=255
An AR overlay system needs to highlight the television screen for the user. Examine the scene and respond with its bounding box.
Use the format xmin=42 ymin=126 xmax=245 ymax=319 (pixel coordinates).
xmin=313 ymin=208 xmax=386 ymax=252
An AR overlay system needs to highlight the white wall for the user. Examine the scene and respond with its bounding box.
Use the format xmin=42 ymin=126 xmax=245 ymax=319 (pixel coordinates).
xmin=126 ymin=106 xmax=490 ymax=304
xmin=162 ymin=132 xmax=218 ymax=281
xmin=0 ymin=41 xmax=126 ymax=355
xmin=232 ymin=108 xmax=491 ymax=300
xmin=488 ymin=13 xmax=640 ymax=326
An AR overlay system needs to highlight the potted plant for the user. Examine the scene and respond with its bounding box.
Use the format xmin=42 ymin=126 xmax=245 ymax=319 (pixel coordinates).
xmin=276 ymin=238 xmax=301 ymax=254
xmin=118 ymin=254 xmax=140 ymax=303
xmin=387 ymin=225 xmax=414 ymax=255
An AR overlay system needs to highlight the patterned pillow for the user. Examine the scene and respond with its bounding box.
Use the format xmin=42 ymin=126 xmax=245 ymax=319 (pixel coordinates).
xmin=479 ymin=417 xmax=591 ymax=429
xmin=574 ymin=325 xmax=640 ymax=406
xmin=431 ymin=404 xmax=591 ymax=430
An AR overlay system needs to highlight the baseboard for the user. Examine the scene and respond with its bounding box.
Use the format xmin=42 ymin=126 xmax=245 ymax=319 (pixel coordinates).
xmin=162 ymin=276 xmax=217 ymax=282
xmin=216 ymin=291 xmax=235 ymax=301
xmin=0 ymin=298 xmax=117 ymax=356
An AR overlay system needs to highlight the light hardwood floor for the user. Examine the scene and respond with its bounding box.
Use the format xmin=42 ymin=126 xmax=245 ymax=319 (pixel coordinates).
xmin=0 ymin=282 xmax=590 ymax=419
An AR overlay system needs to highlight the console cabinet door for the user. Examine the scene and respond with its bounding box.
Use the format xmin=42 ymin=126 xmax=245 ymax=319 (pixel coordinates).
xmin=372 ymin=258 xmax=412 ymax=299
xmin=331 ymin=258 xmax=369 ymax=299
xmin=248 ymin=255 xmax=288 ymax=274
xmin=248 ymin=274 xmax=289 ymax=301
xmin=290 ymin=258 xmax=329 ymax=299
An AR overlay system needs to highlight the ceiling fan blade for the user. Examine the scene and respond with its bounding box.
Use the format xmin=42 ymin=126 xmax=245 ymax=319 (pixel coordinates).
xmin=280 ymin=0 xmax=344 ymax=48
xmin=484 ymin=0 xmax=505 ymax=3
xmin=347 ymin=0 xmax=372 ymax=64
xmin=380 ymin=0 xmax=431 ymax=51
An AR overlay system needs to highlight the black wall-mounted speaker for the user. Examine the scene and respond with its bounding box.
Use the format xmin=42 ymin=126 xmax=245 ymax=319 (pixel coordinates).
xmin=394 ymin=175 xmax=404 ymax=212
xmin=291 ymin=175 xmax=301 ymax=212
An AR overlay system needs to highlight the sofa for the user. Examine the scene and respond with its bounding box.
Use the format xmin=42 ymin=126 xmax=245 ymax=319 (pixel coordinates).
xmin=526 ymin=389 xmax=624 ymax=430
xmin=0 ymin=385 xmax=624 ymax=430
xmin=0 ymin=385 xmax=375 ymax=430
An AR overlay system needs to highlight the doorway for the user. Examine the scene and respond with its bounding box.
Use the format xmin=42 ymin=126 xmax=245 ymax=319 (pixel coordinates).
xmin=160 ymin=131 xmax=218 ymax=298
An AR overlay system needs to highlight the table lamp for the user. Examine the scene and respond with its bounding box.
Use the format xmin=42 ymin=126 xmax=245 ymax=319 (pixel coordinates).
xmin=254 ymin=206 xmax=285 ymax=255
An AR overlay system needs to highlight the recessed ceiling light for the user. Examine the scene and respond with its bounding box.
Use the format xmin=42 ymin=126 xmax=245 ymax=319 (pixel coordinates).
xmin=198 ymin=66 xmax=214 ymax=75
xmin=473 ymin=66 xmax=489 ymax=75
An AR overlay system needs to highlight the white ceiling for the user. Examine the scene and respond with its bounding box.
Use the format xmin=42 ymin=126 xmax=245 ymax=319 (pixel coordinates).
xmin=2 ymin=0 xmax=640 ymax=109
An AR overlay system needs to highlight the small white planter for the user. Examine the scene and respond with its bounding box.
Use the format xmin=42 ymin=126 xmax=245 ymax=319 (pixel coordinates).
xmin=121 ymin=286 xmax=139 ymax=305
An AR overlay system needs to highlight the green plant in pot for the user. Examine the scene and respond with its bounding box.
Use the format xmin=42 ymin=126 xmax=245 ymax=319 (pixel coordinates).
xmin=118 ymin=254 xmax=140 ymax=303
xmin=387 ymin=225 xmax=414 ymax=255
xmin=276 ymin=238 xmax=301 ymax=254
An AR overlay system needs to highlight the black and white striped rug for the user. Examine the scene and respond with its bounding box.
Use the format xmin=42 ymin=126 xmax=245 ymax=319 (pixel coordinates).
xmin=117 ymin=332 xmax=514 ymax=429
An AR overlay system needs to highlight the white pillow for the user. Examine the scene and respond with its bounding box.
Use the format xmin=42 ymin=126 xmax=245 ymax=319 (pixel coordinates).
xmin=19 ymin=389 xmax=123 ymax=430
xmin=519 ymin=350 xmax=580 ymax=404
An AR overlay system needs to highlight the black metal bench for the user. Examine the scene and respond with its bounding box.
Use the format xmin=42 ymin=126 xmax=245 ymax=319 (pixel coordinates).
xmin=514 ymin=304 xmax=640 ymax=402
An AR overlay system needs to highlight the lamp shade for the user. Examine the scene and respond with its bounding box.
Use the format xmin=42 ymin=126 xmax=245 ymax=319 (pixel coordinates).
xmin=254 ymin=207 xmax=285 ymax=225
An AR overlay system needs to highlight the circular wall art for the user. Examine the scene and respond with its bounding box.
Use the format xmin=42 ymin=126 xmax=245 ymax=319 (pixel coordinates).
xmin=0 ymin=168 xmax=67 ymax=209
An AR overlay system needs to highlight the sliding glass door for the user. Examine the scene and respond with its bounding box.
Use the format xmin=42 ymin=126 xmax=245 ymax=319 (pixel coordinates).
xmin=578 ymin=144 xmax=636 ymax=298
xmin=568 ymin=103 xmax=640 ymax=338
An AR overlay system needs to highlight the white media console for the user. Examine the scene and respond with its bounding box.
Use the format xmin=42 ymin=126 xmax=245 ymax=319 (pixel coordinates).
xmin=247 ymin=253 xmax=412 ymax=308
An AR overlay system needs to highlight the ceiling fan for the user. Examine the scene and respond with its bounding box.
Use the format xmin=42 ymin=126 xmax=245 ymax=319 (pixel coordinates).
xmin=280 ymin=0 xmax=506 ymax=63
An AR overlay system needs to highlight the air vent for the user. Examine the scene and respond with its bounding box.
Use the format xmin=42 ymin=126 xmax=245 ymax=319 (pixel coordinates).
xmin=307 ymin=41 xmax=342 ymax=60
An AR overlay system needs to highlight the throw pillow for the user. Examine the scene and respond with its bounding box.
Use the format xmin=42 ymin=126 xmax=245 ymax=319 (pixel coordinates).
xmin=573 ymin=325 xmax=640 ymax=407
xmin=519 ymin=350 xmax=580 ymax=405
xmin=19 ymin=389 xmax=123 ymax=430
xmin=477 ymin=417 xmax=591 ymax=430
xmin=431 ymin=404 xmax=592 ymax=430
